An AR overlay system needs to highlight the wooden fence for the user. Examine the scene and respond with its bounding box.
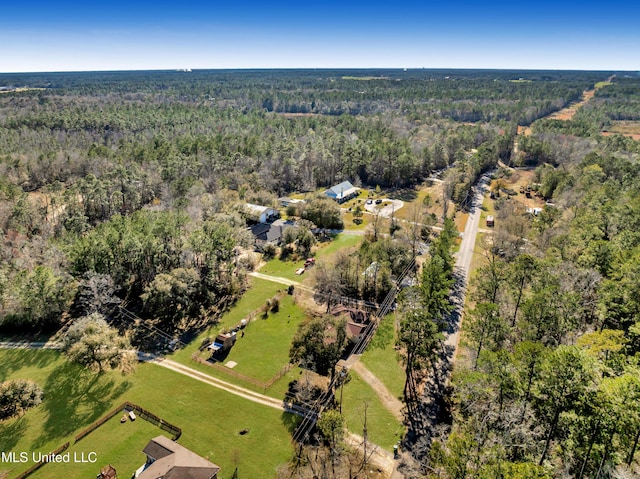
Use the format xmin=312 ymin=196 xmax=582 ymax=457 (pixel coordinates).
xmin=13 ymin=402 xmax=182 ymax=479
xmin=127 ymin=402 xmax=181 ymax=440
xmin=74 ymin=401 xmax=181 ymax=443
xmin=74 ymin=401 xmax=130 ymax=443
xmin=13 ymin=442 xmax=69 ymax=479
xmin=192 ymin=354 xmax=297 ymax=393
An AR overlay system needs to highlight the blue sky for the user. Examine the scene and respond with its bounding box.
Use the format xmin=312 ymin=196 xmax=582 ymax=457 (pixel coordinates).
xmin=1 ymin=0 xmax=638 ymax=72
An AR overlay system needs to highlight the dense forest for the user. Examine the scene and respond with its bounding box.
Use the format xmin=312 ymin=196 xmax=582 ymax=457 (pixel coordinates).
xmin=2 ymin=69 xmax=640 ymax=478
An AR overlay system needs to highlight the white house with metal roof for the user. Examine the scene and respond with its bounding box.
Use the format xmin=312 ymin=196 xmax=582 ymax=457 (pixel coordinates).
xmin=324 ymin=181 xmax=359 ymax=203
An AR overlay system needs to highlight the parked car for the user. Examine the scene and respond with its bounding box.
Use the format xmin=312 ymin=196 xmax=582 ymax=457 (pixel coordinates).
xmin=375 ymin=199 xmax=382 ymax=204
xmin=366 ymin=199 xmax=373 ymax=205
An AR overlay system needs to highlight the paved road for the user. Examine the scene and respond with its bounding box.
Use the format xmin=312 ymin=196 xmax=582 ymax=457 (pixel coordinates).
xmin=445 ymin=175 xmax=490 ymax=357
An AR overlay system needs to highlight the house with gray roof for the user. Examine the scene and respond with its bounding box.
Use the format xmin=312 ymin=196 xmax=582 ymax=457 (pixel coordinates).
xmin=324 ymin=181 xmax=359 ymax=203
xmin=136 ymin=435 xmax=220 ymax=479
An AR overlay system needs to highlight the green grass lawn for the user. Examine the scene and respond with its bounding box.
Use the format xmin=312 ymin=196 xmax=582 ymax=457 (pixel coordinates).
xmin=214 ymin=295 xmax=307 ymax=382
xmin=360 ymin=315 xmax=405 ymax=401
xmin=342 ymin=211 xmax=368 ymax=231
xmin=341 ymin=371 xmax=404 ymax=452
xmin=338 ymin=190 xmax=370 ymax=210
xmin=0 ymin=350 xmax=296 ymax=479
xmin=171 ymin=278 xmax=307 ymax=393
xmin=258 ymin=233 xmax=363 ymax=281
xmin=29 ymin=413 xmax=166 ymax=479
xmin=314 ymin=233 xmax=362 ymax=260
xmin=171 ymin=278 xmax=284 ymax=365
xmin=259 ymin=256 xmax=307 ymax=281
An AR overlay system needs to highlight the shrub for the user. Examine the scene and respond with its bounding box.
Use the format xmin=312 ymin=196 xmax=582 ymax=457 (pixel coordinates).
xmin=271 ymin=296 xmax=280 ymax=313
xmin=262 ymin=243 xmax=277 ymax=260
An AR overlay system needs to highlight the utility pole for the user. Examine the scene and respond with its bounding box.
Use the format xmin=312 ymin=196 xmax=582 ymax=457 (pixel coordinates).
xmin=363 ymin=402 xmax=369 ymax=477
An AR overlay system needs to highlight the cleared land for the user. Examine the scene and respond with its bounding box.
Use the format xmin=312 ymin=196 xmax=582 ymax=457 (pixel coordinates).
xmin=341 ymin=371 xmax=405 ymax=452
xmin=602 ymin=120 xmax=640 ymax=140
xmin=547 ymin=89 xmax=595 ymax=120
xmin=196 ymin=294 xmax=306 ymax=382
xmin=0 ymin=350 xmax=295 ymax=479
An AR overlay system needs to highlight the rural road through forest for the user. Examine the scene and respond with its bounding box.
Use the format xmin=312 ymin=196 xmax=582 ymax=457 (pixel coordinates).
xmin=446 ymin=174 xmax=490 ymax=357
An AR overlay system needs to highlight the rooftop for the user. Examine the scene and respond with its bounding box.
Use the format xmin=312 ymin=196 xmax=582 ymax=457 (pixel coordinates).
xmin=139 ymin=435 xmax=220 ymax=479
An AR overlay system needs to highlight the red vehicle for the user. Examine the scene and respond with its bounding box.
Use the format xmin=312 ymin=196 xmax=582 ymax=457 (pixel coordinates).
xmin=304 ymin=258 xmax=316 ymax=267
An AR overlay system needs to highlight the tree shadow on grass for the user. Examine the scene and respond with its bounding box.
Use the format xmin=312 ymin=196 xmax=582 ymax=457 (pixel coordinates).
xmin=0 ymin=349 xmax=59 ymax=382
xmin=33 ymin=362 xmax=131 ymax=448
xmin=281 ymin=410 xmax=302 ymax=435
xmin=392 ymin=188 xmax=418 ymax=203
xmin=0 ymin=417 xmax=29 ymax=451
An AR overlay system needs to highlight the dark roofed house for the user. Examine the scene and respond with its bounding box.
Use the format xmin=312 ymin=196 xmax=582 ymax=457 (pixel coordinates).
xmin=249 ymin=219 xmax=292 ymax=250
xmin=325 ymin=181 xmax=359 ymax=203
xmin=331 ymin=306 xmax=371 ymax=344
xmin=137 ymin=435 xmax=220 ymax=479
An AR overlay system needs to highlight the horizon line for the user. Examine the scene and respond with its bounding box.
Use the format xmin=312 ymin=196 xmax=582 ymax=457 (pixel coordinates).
xmin=1 ymin=67 xmax=638 ymax=75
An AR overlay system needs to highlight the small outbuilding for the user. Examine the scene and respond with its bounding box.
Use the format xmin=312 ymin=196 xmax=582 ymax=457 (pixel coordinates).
xmin=208 ymin=333 xmax=237 ymax=353
xmin=98 ymin=465 xmax=117 ymax=479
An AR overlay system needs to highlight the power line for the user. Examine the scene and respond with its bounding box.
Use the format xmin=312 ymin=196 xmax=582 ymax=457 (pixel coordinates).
xmin=292 ymin=254 xmax=417 ymax=444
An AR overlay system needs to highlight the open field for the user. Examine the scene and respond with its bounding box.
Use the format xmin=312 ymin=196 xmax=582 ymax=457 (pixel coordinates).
xmin=602 ymin=120 xmax=640 ymax=140
xmin=170 ymin=234 xmax=362 ymax=396
xmin=199 ymin=295 xmax=307 ymax=382
xmin=595 ymin=81 xmax=613 ymax=89
xmin=0 ymin=350 xmax=296 ymax=479
xmin=0 ymin=87 xmax=47 ymax=94
xmin=314 ymin=233 xmax=362 ymax=259
xmin=169 ymin=277 xmax=308 ymax=394
xmin=259 ymin=256 xmax=308 ymax=281
xmin=392 ymin=181 xmax=446 ymax=223
xmin=342 ymin=210 xmax=369 ymax=230
xmin=172 ymin=277 xmax=283 ymax=353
